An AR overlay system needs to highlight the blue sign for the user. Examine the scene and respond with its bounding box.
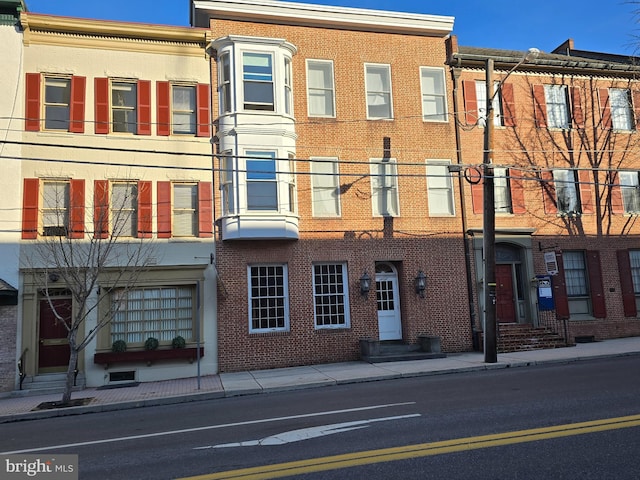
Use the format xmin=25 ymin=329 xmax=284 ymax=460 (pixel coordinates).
xmin=536 ymin=275 xmax=555 ymax=311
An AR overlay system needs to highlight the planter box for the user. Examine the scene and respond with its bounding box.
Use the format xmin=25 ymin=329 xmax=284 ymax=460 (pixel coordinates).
xmin=94 ymin=347 xmax=204 ymax=368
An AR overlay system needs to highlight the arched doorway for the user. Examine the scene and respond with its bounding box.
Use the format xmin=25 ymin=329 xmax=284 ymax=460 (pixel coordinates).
xmin=375 ymin=263 xmax=402 ymax=340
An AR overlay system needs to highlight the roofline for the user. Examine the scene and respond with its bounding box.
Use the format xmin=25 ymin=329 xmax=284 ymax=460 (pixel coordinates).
xmin=191 ymin=0 xmax=454 ymax=37
xmin=21 ymin=12 xmax=211 ymax=44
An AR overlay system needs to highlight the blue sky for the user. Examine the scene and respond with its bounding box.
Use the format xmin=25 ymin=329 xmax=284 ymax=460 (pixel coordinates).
xmin=25 ymin=0 xmax=639 ymax=55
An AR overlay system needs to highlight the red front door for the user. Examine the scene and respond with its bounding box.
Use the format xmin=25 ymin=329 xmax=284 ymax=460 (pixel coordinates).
xmin=38 ymin=298 xmax=72 ymax=372
xmin=495 ymin=264 xmax=516 ymax=323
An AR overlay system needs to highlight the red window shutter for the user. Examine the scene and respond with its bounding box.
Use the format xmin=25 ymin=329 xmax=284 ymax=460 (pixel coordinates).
xmin=94 ymin=77 xmax=110 ymax=134
xmin=586 ymin=250 xmax=606 ymax=318
xmin=570 ymin=86 xmax=585 ymax=129
xmin=22 ymin=178 xmax=39 ymax=239
xmin=532 ymin=85 xmax=547 ymax=128
xmin=69 ymin=76 xmax=86 ymax=133
xmin=599 ymin=88 xmax=612 ymax=129
xmin=196 ymin=83 xmax=211 ymax=137
xmin=610 ymin=172 xmax=625 ymax=214
xmin=470 ymin=174 xmax=484 ymax=215
xmin=198 ymin=182 xmax=213 ymax=238
xmin=156 ymin=81 xmax=171 ymax=136
xmin=578 ymin=170 xmax=594 ymax=214
xmin=94 ymin=180 xmax=109 ymax=239
xmin=25 ymin=73 xmax=41 ymax=132
xmin=157 ymin=181 xmax=172 ymax=238
xmin=617 ymin=249 xmax=637 ymax=317
xmin=509 ymin=168 xmax=526 ymax=214
xmin=541 ymin=171 xmax=557 ymax=214
xmin=69 ymin=179 xmax=85 ymax=239
xmin=462 ymin=80 xmax=478 ymax=125
xmin=633 ymin=90 xmax=640 ymax=131
xmin=137 ymin=181 xmax=153 ymax=238
xmin=137 ymin=80 xmax=152 ymax=136
xmin=501 ymin=83 xmax=516 ymax=127
xmin=553 ymin=253 xmax=570 ymax=320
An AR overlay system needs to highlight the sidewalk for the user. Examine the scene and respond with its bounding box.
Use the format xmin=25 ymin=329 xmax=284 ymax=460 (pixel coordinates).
xmin=2 ymin=336 xmax=640 ymax=424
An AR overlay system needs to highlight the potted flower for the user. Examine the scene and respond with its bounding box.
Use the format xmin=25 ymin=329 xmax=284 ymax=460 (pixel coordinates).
xmin=111 ymin=339 xmax=127 ymax=353
xmin=171 ymin=336 xmax=186 ymax=349
xmin=144 ymin=337 xmax=159 ymax=351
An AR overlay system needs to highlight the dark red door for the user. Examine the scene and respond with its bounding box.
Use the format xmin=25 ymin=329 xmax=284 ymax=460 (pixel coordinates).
xmin=38 ymin=298 xmax=71 ymax=371
xmin=495 ymin=264 xmax=516 ymax=323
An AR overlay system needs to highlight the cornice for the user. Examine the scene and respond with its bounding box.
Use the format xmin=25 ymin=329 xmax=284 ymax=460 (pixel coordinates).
xmin=192 ymin=0 xmax=454 ymax=37
xmin=21 ymin=12 xmax=211 ymax=55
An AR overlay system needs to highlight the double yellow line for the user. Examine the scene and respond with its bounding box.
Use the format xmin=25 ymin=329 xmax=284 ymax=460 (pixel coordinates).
xmin=179 ymin=413 xmax=640 ymax=480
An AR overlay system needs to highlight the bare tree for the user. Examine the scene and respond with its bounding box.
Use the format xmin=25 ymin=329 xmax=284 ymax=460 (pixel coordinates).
xmin=23 ymin=180 xmax=154 ymax=404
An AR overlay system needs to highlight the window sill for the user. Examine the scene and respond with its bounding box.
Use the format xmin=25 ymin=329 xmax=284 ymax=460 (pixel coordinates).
xmin=94 ymin=347 xmax=204 ymax=368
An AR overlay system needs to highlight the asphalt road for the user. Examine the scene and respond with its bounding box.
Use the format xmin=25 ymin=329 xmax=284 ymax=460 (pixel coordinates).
xmin=2 ymin=356 xmax=640 ymax=479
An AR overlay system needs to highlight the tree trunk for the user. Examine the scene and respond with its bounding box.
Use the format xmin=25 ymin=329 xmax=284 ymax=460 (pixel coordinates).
xmin=62 ymin=332 xmax=79 ymax=405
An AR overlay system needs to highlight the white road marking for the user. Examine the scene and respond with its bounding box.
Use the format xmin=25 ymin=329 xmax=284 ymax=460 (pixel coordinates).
xmin=197 ymin=414 xmax=421 ymax=448
xmin=2 ymin=402 xmax=416 ymax=454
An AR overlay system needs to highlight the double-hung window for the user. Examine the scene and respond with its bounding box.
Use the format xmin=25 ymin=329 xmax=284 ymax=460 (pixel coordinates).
xmin=43 ymin=77 xmax=71 ymax=130
xmin=42 ymin=181 xmax=70 ymax=237
xmin=111 ymin=182 xmax=138 ymax=237
xmin=426 ymin=160 xmax=454 ymax=216
xmin=475 ymin=81 xmax=502 ymax=126
xmin=313 ymin=263 xmax=350 ymax=329
xmin=219 ymin=52 xmax=232 ymax=114
xmin=562 ymin=251 xmax=591 ymax=316
xmin=311 ymin=158 xmax=341 ymax=217
xmin=171 ymin=85 xmax=196 ymax=135
xmin=553 ymin=169 xmax=580 ymax=214
xmin=365 ymin=64 xmax=393 ymax=119
xmin=249 ymin=265 xmax=289 ymax=332
xmin=630 ymin=250 xmax=640 ymax=311
xmin=619 ymin=171 xmax=640 ymax=214
xmin=110 ymin=286 xmax=195 ymax=345
xmin=243 ymin=52 xmax=274 ymax=111
xmin=494 ymin=167 xmax=512 ymax=213
xmin=609 ymin=88 xmax=634 ymax=130
xmin=370 ymin=159 xmax=399 ymax=216
xmin=173 ymin=184 xmax=198 ymax=237
xmin=220 ymin=151 xmax=235 ymax=216
xmin=307 ymin=60 xmax=335 ymax=117
xmin=420 ymin=67 xmax=447 ymax=122
xmin=246 ymin=151 xmax=278 ymax=211
xmin=544 ymin=85 xmax=570 ymax=129
xmin=284 ymin=58 xmax=293 ymax=115
xmin=111 ymin=81 xmax=137 ymax=133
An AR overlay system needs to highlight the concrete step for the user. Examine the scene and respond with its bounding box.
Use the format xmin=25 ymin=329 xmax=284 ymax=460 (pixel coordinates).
xmin=18 ymin=373 xmax=85 ymax=396
xmin=361 ymin=340 xmax=446 ymax=363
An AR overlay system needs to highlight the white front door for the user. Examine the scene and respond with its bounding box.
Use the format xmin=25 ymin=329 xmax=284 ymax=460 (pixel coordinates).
xmin=376 ymin=265 xmax=402 ymax=340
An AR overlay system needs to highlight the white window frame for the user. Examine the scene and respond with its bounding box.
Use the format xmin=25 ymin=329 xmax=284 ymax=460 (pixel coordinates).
xmin=311 ymin=157 xmax=341 ymax=217
xmin=313 ymin=263 xmax=350 ymax=329
xmin=426 ymin=160 xmax=455 ymax=216
xmin=609 ymin=88 xmax=634 ymax=131
xmin=248 ymin=264 xmax=290 ymax=333
xmin=562 ymin=251 xmax=592 ymax=317
xmin=220 ymin=151 xmax=235 ymax=216
xmin=110 ymin=285 xmax=196 ymax=345
xmin=370 ymin=158 xmax=399 ymax=217
xmin=172 ymin=183 xmax=198 ymax=237
xmin=475 ymin=80 xmax=503 ymax=127
xmin=553 ymin=169 xmax=580 ymax=215
xmin=43 ymin=76 xmax=71 ymax=131
xmin=245 ymin=150 xmax=278 ymax=211
xmin=544 ymin=84 xmax=570 ymax=129
xmin=171 ymin=84 xmax=196 ymax=135
xmin=420 ymin=67 xmax=447 ymax=122
xmin=619 ymin=171 xmax=640 ymax=214
xmin=629 ymin=250 xmax=640 ymax=312
xmin=365 ymin=63 xmax=393 ymax=120
xmin=284 ymin=57 xmax=293 ymax=116
xmin=287 ymin=152 xmax=296 ymax=213
xmin=242 ymin=51 xmax=275 ymax=112
xmin=306 ymin=59 xmax=336 ymax=117
xmin=494 ymin=167 xmax=512 ymax=214
xmin=42 ymin=180 xmax=70 ymax=237
xmin=111 ymin=182 xmax=138 ymax=237
xmin=218 ymin=52 xmax=232 ymax=114
xmin=111 ymin=80 xmax=137 ymax=133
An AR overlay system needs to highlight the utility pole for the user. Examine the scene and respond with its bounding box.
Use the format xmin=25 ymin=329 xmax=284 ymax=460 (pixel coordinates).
xmin=483 ymin=58 xmax=497 ymax=363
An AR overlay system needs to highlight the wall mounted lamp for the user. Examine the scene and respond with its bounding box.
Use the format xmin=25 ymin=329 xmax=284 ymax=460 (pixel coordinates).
xmin=359 ymin=271 xmax=371 ymax=296
xmin=415 ymin=271 xmax=427 ymax=297
xmin=48 ymin=272 xmax=60 ymax=283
